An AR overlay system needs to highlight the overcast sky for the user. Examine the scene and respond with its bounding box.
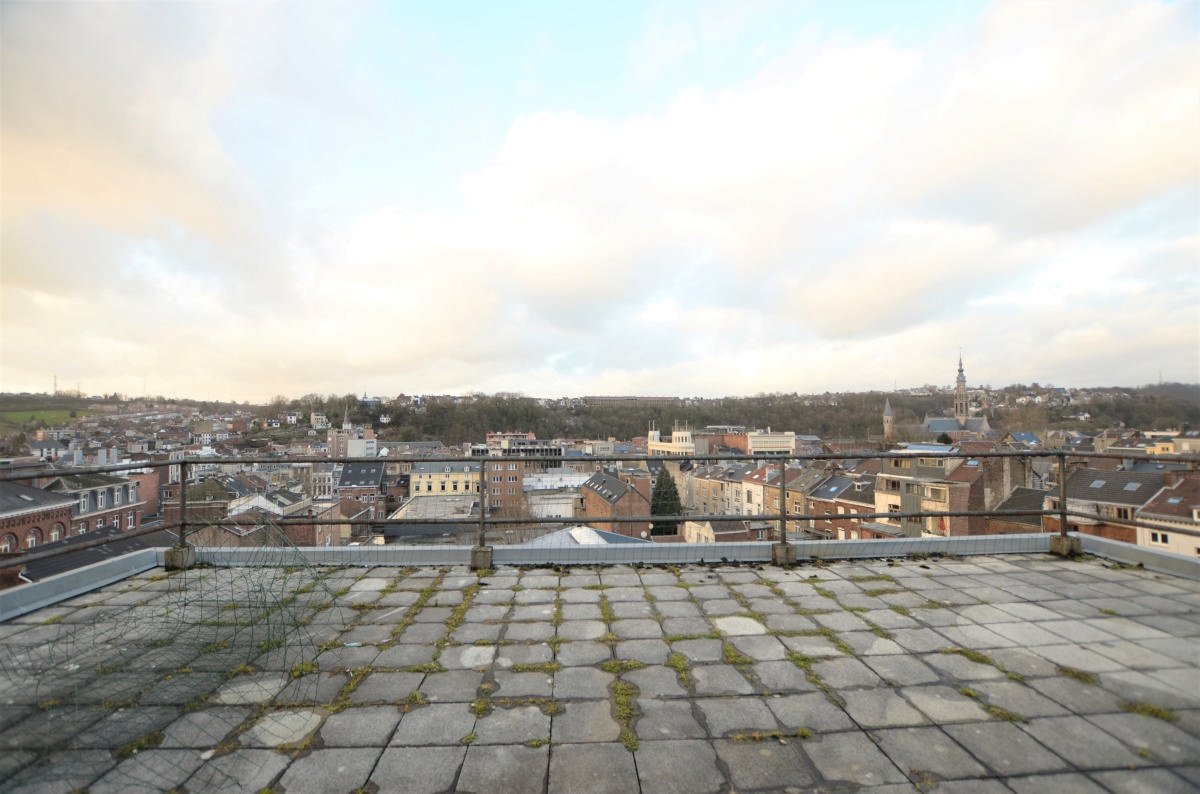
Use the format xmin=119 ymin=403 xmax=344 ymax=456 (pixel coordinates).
xmin=2 ymin=0 xmax=1196 ymax=403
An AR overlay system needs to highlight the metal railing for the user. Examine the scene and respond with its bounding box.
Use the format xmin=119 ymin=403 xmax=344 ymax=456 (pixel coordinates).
xmin=2 ymin=447 xmax=1196 ymax=574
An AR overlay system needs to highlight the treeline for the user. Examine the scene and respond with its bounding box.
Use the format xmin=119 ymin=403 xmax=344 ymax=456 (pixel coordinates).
xmin=376 ymin=392 xmax=935 ymax=446
xmin=373 ymin=386 xmax=1200 ymax=446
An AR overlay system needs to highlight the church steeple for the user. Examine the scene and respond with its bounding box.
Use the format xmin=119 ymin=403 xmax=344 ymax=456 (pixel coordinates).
xmin=883 ymin=398 xmax=896 ymax=442
xmin=954 ymin=355 xmax=969 ymax=425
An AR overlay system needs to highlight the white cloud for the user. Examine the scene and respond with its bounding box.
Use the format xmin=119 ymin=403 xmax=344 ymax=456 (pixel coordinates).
xmin=1 ymin=0 xmax=1196 ymax=401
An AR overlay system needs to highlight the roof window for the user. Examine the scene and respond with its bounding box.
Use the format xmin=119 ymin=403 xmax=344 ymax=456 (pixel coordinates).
xmin=1089 ymin=479 xmax=1106 ymax=488
xmin=1123 ymin=482 xmax=1141 ymax=492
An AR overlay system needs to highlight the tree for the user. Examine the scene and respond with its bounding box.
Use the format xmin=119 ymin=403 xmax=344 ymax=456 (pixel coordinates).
xmin=650 ymin=471 xmax=683 ymax=536
xmin=936 ymin=433 xmax=954 ymax=445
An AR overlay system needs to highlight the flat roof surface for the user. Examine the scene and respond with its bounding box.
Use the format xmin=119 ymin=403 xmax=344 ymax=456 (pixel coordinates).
xmin=2 ymin=554 xmax=1199 ymax=792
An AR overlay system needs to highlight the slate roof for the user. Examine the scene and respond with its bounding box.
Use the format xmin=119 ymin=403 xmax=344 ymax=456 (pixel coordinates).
xmin=992 ymin=486 xmax=1050 ymax=528
xmin=43 ymin=472 xmax=129 ymax=493
xmin=0 ymin=482 xmax=75 ymax=517
xmin=19 ymin=527 xmax=176 ymax=581
xmin=338 ymin=462 xmax=387 ymax=488
xmin=1063 ymin=468 xmax=1165 ymax=505
xmin=582 ymin=471 xmax=632 ymax=505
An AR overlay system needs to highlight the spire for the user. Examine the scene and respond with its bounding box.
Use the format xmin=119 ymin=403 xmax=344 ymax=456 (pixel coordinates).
xmin=954 ymin=354 xmax=969 ymax=426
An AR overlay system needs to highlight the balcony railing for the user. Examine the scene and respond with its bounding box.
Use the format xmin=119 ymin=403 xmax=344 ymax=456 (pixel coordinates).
xmin=2 ymin=448 xmax=1197 ymax=577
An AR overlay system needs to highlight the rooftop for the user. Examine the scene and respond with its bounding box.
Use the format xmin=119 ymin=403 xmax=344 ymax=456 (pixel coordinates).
xmin=2 ymin=548 xmax=1198 ymax=793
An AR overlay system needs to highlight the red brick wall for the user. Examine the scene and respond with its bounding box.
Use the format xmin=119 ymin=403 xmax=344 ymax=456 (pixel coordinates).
xmin=0 ymin=503 xmax=73 ymax=551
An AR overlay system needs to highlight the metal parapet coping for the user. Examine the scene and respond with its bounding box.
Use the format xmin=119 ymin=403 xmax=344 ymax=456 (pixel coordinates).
xmin=3 ymin=533 xmax=1198 ymax=622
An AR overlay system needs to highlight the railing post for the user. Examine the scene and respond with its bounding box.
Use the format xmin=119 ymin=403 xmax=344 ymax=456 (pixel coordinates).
xmin=471 ymin=459 xmax=492 ymax=570
xmin=1050 ymin=450 xmax=1080 ymax=557
xmin=165 ymin=458 xmax=196 ymax=570
xmin=773 ymin=456 xmax=797 ymax=565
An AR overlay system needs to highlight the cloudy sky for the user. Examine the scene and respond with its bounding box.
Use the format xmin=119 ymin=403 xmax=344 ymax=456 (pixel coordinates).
xmin=2 ymin=0 xmax=1196 ymax=402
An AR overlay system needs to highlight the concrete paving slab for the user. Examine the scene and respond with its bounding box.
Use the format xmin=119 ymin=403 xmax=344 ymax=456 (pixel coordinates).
xmin=714 ymin=737 xmax=816 ymax=790
xmin=944 ymin=720 xmax=1070 ymax=776
xmin=691 ymin=663 xmax=755 ymax=695
xmin=874 ymin=725 xmax=992 ymax=781
xmin=88 ymin=749 xmax=206 ymax=794
xmin=474 ymin=704 xmax=549 ymax=744
xmin=841 ymin=688 xmax=929 ymax=728
xmin=636 ymin=698 xmax=707 ymax=740
xmin=319 ymin=704 xmax=402 ymax=747
xmin=456 ymin=744 xmax=548 ymax=794
xmin=695 ymin=696 xmax=781 ymax=736
xmin=1089 ymin=768 xmax=1199 ymax=794
xmin=1086 ymin=712 xmax=1200 ymax=764
xmin=1021 ymin=715 xmax=1146 ymax=770
xmin=807 ymin=730 xmax=909 ymax=787
xmin=391 ymin=702 xmax=476 ymax=746
xmin=634 ymin=738 xmax=726 ymax=794
xmin=902 ymin=685 xmax=988 ymax=723
xmin=766 ymin=691 xmax=856 ymax=733
xmin=554 ymin=640 xmax=611 ymax=666
xmin=275 ymin=747 xmax=381 ymax=794
xmin=369 ymin=746 xmax=466 ymax=794
xmin=548 ymin=742 xmax=639 ymax=794
xmin=159 ymin=706 xmax=250 ymax=749
xmin=552 ymin=699 xmax=620 ymax=743
xmin=186 ymin=748 xmax=290 ymax=793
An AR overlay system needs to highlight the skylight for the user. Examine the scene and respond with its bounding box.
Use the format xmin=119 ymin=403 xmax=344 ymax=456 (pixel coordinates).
xmin=1123 ymin=482 xmax=1141 ymax=492
xmin=1090 ymin=479 xmax=1106 ymax=488
xmin=1167 ymin=497 xmax=1183 ymax=505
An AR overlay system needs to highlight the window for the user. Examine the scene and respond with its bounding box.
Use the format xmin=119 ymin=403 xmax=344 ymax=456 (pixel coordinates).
xmin=0 ymin=534 xmax=14 ymax=553
xmin=113 ymin=515 xmax=121 ymax=530
xmin=492 ymin=475 xmax=501 ymax=483
xmin=1151 ymin=532 xmax=1169 ymax=544
xmin=79 ymin=495 xmax=88 ymax=512
xmin=114 ymin=489 xmax=122 ymax=506
xmin=508 ymin=463 xmax=518 ymax=470
xmin=508 ymin=475 xmax=518 ymax=483
xmin=440 ymin=482 xmax=446 ymax=491
xmin=452 ymin=481 xmax=459 ymax=491
xmin=97 ymin=491 xmax=106 ymax=509
xmin=1115 ymin=507 xmax=1129 ymax=520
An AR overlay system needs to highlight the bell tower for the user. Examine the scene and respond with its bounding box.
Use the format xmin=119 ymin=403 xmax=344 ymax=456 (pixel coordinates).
xmin=954 ymin=355 xmax=969 ymax=426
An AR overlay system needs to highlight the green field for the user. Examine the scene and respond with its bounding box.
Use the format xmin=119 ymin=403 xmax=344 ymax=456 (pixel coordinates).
xmin=0 ymin=410 xmax=89 ymax=433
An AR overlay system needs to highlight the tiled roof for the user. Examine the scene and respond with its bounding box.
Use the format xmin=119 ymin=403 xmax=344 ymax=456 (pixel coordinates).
xmin=1139 ymin=475 xmax=1200 ymax=520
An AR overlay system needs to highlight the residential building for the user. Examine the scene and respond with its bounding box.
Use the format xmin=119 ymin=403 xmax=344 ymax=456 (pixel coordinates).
xmin=42 ymin=472 xmax=147 ymax=536
xmin=410 ymin=462 xmax=481 ymax=499
xmin=648 ymin=423 xmax=696 ymax=457
xmin=1043 ymin=468 xmax=1165 ymax=543
xmin=1134 ymin=473 xmax=1200 ymax=556
xmin=581 ymin=470 xmax=650 ymax=538
xmin=0 ymin=482 xmax=75 ymax=552
xmin=335 ymin=462 xmax=388 ymax=519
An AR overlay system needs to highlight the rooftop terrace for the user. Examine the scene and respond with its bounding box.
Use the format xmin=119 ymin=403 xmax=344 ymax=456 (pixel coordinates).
xmin=1 ymin=548 xmax=1198 ymax=793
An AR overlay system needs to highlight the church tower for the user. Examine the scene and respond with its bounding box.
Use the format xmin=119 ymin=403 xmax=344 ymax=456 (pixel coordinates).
xmin=883 ymin=398 xmax=896 ymax=442
xmin=954 ymin=356 xmax=969 ymax=426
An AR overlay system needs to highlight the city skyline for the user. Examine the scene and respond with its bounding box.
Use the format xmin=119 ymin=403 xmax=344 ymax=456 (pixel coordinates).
xmin=2 ymin=0 xmax=1197 ymax=403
